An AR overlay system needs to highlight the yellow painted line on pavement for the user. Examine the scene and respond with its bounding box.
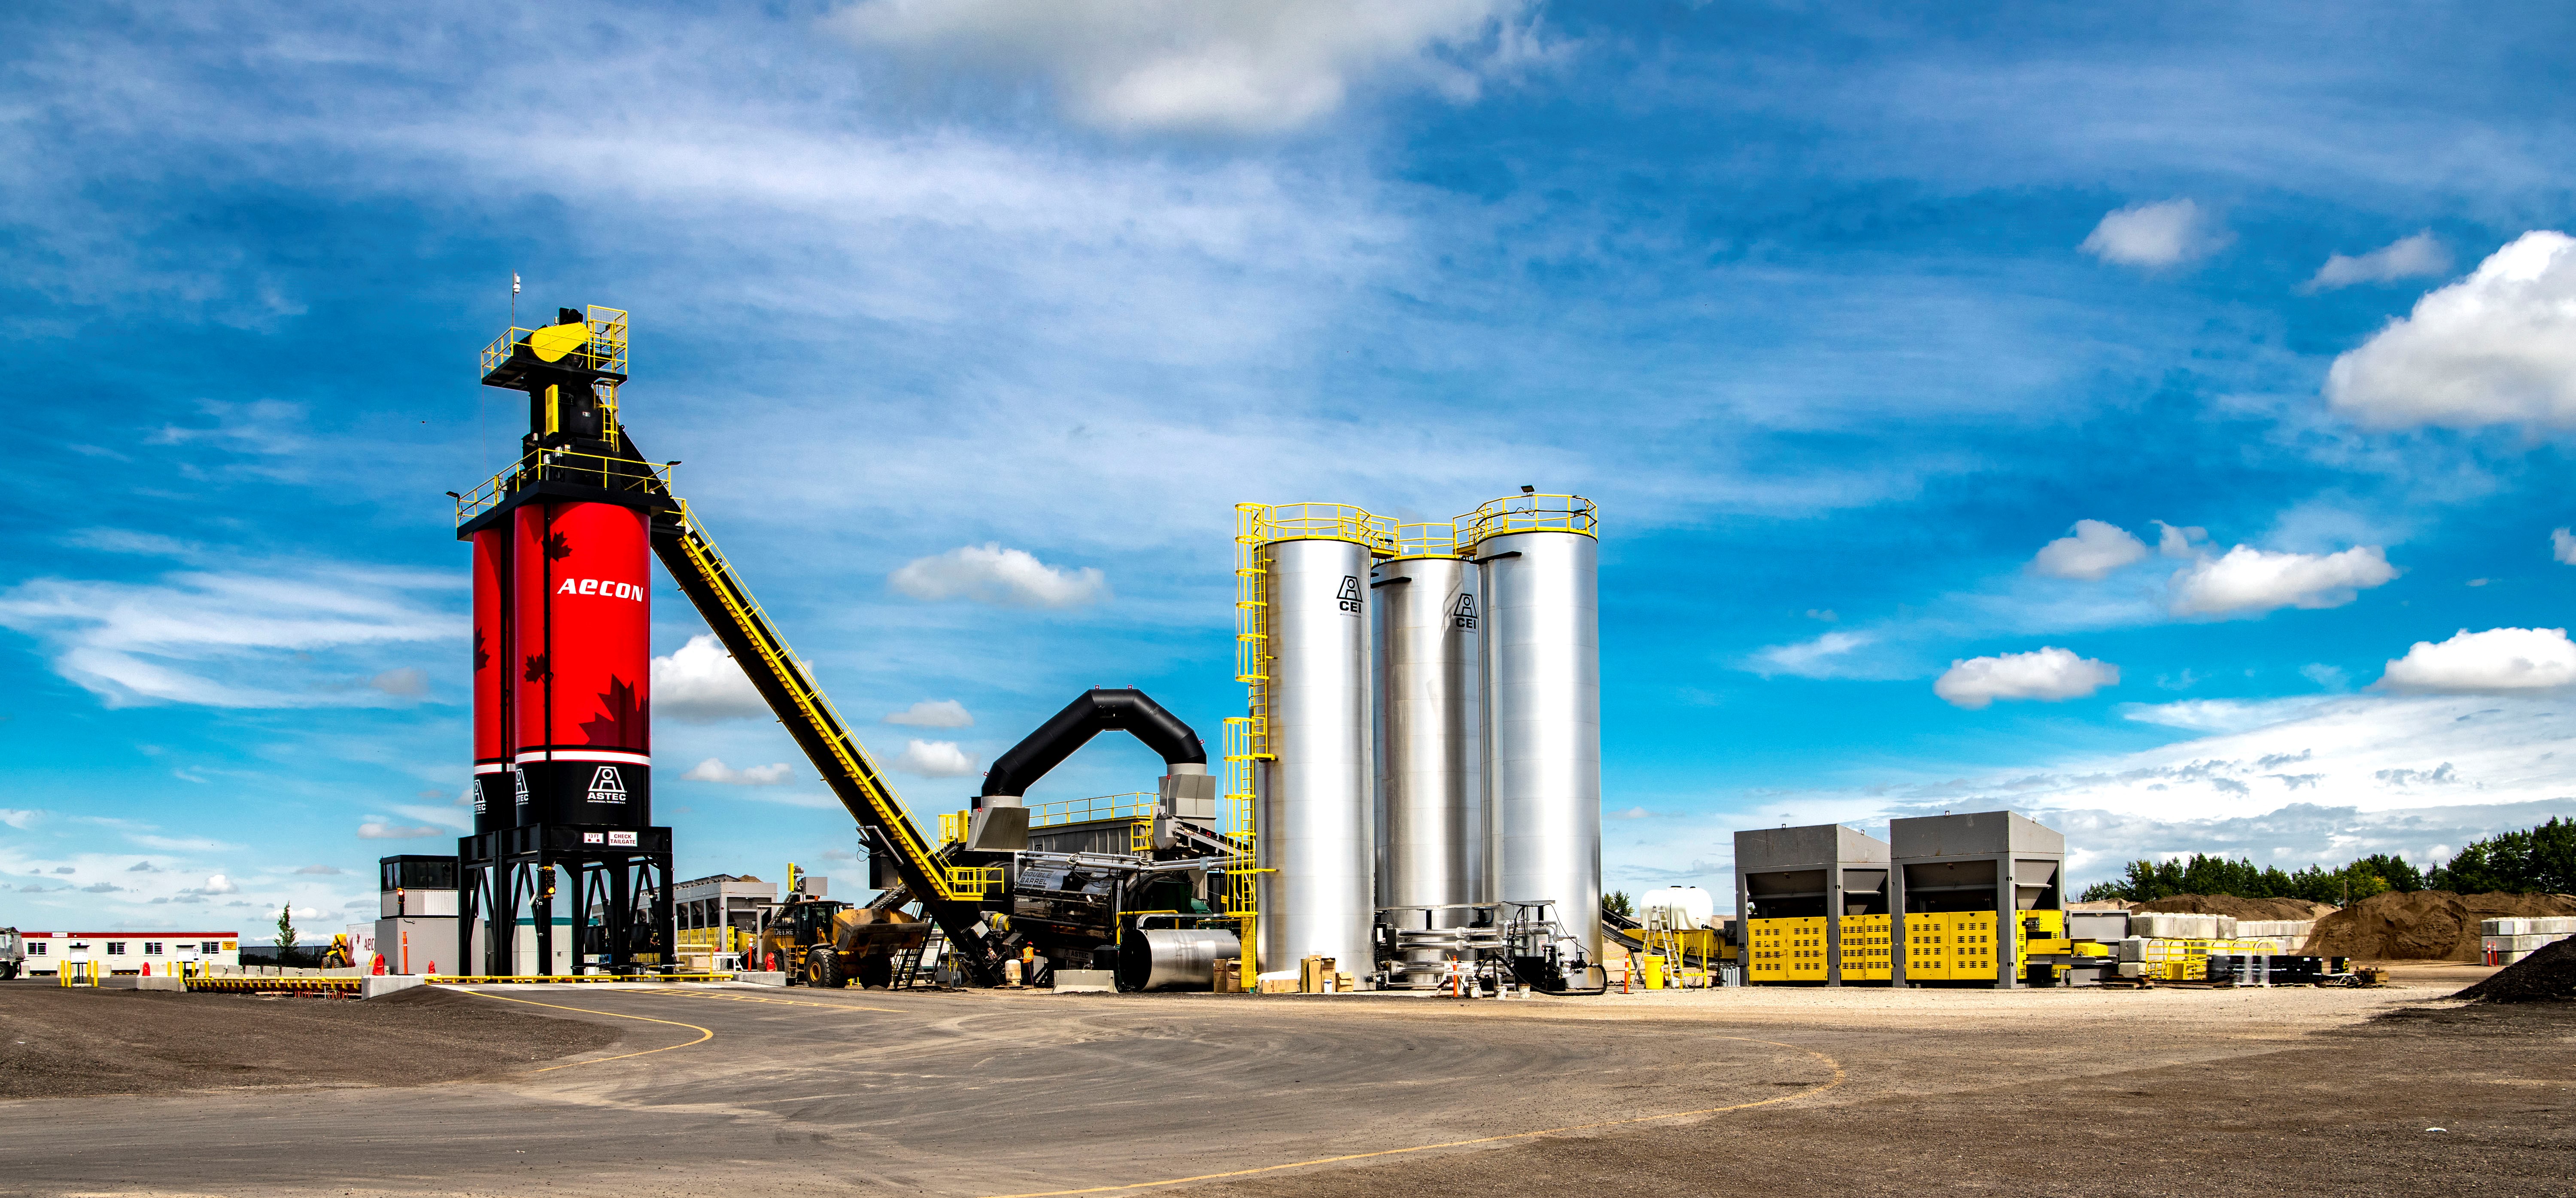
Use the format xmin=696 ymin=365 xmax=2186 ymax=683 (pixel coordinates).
xmin=630 ymin=988 xmax=904 ymax=1014
xmin=980 ymin=1036 xmax=1849 ymax=1198
xmin=452 ymin=988 xmax=716 ymax=1073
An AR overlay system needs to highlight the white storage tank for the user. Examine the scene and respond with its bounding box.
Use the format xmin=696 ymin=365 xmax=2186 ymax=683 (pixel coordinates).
xmin=1640 ymin=886 xmax=1715 ymax=932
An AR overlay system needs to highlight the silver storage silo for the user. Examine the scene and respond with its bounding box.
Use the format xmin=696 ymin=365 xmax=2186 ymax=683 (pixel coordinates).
xmin=1254 ymin=508 xmax=1382 ymax=979
xmin=1373 ymin=525 xmax=1482 ymax=977
xmin=1467 ymin=494 xmax=1601 ymax=961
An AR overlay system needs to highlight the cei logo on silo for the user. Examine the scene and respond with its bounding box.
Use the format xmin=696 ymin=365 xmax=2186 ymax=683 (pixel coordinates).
xmin=1336 ymin=576 xmax=1362 ymax=614
xmin=1451 ymin=594 xmax=1477 ymax=630
xmin=554 ymin=579 xmax=647 ymax=601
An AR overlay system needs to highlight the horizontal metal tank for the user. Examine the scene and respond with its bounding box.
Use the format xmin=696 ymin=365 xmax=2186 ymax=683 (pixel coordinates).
xmin=1118 ymin=928 xmax=1243 ymax=991
xmin=1373 ymin=523 xmax=1481 ymax=946
xmin=1467 ymin=493 xmax=1601 ymax=961
xmin=1252 ymin=505 xmax=1387 ymax=979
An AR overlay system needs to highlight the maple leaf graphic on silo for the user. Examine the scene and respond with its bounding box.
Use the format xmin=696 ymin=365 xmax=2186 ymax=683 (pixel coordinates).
xmin=580 ymin=676 xmax=649 ymax=751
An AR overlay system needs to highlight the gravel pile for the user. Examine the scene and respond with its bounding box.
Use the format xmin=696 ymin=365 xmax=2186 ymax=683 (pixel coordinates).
xmin=2133 ymin=894 xmax=2338 ymax=921
xmin=2454 ymin=936 xmax=2576 ymax=1003
xmin=2301 ymin=890 xmax=2576 ymax=961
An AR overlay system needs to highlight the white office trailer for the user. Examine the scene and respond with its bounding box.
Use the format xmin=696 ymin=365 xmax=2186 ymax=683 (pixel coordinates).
xmin=17 ymin=931 xmax=241 ymax=976
xmin=378 ymin=855 xmax=461 ymax=974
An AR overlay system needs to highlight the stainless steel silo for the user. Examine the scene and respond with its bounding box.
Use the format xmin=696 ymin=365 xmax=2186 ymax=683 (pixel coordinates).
xmin=1467 ymin=494 xmax=1601 ymax=961
xmin=1373 ymin=525 xmax=1482 ymax=950
xmin=1251 ymin=505 xmax=1385 ymax=979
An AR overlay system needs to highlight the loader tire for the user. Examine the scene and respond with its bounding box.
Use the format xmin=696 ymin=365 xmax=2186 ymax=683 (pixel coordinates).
xmin=808 ymin=947 xmax=846 ymax=989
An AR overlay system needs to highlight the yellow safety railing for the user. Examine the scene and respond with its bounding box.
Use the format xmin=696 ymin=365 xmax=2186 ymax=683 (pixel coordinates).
xmin=1245 ymin=501 xmax=1397 ymax=550
xmin=1458 ymin=492 xmax=1598 ymax=546
xmin=946 ymin=866 xmax=1004 ymax=895
xmin=1389 ymin=521 xmax=1461 ymax=558
xmin=1024 ymin=792 xmax=1158 ymax=828
xmin=479 ymin=305 xmax=630 ymax=380
xmin=58 ymin=959 xmax=101 ymax=987
xmin=664 ymin=498 xmax=974 ymax=903
xmin=939 ymin=810 xmax=968 ymax=845
xmin=455 ymin=449 xmax=673 ymax=524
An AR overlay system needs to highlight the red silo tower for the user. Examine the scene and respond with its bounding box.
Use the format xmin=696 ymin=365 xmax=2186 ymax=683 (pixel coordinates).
xmin=454 ymin=305 xmax=674 ymax=977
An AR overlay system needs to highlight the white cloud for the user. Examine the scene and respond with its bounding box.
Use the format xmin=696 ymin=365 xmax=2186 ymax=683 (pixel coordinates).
xmin=0 ymin=809 xmax=39 ymax=830
xmin=357 ymin=820 xmax=443 ymax=840
xmin=2302 ymin=230 xmax=2451 ymax=292
xmin=893 ymin=739 xmax=980 ymax=778
xmin=2553 ymin=528 xmax=2576 ymax=565
xmin=682 ymin=757 xmax=796 ymax=786
xmin=831 ymin=0 xmax=1551 ymax=134
xmin=1749 ymin=630 xmax=1877 ymax=679
xmin=2030 ymin=519 xmax=2148 ymax=581
xmin=0 ymin=567 xmax=453 ymax=708
xmin=651 ymin=634 xmax=770 ymax=722
xmin=2154 ymin=521 xmax=2208 ymax=559
xmin=2324 ymin=231 xmax=2576 ymax=428
xmin=1933 ymin=646 xmax=2118 ymax=710
xmin=889 ymin=544 xmax=1108 ymax=608
xmin=885 ymin=699 xmax=974 ymax=728
xmin=2078 ymin=199 xmax=2226 ymax=269
xmin=2379 ymin=627 xmax=2576 ymax=694
xmin=2119 ymin=696 xmax=2333 ymax=734
xmin=200 ymin=873 xmax=237 ymax=895
xmin=2167 ymin=545 xmax=2397 ymax=618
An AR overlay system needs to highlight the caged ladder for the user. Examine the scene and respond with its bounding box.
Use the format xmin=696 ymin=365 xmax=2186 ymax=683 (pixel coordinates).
xmin=892 ymin=925 xmax=947 ymax=990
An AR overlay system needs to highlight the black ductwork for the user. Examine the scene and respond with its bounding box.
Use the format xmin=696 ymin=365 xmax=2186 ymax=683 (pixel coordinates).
xmin=979 ymin=688 xmax=1206 ymax=803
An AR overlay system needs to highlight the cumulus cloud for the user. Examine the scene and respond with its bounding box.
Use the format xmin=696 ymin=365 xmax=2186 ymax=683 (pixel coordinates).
xmin=890 ymin=544 xmax=1108 ymax=608
xmin=357 ymin=820 xmax=443 ymax=839
xmin=2378 ymin=627 xmax=2576 ymax=694
xmin=2154 ymin=521 xmax=2208 ymax=559
xmin=832 ymin=0 xmax=1552 ymax=134
xmin=2302 ymin=231 xmax=2451 ymax=292
xmin=681 ymin=757 xmax=796 ymax=786
xmin=1933 ymin=647 xmax=2118 ymax=710
xmin=0 ymin=567 xmax=453 ymax=708
xmin=2325 ymin=231 xmax=2576 ymax=427
xmin=81 ymin=882 xmax=120 ymax=893
xmin=885 ymin=699 xmax=974 ymax=728
xmin=2554 ymin=528 xmax=2576 ymax=565
xmin=0 ymin=809 xmax=39 ymax=830
xmin=199 ymin=873 xmax=238 ymax=895
xmin=2079 ymin=199 xmax=2226 ymax=269
xmin=2167 ymin=545 xmax=2398 ymax=618
xmin=2030 ymin=519 xmax=2148 ymax=581
xmin=893 ymin=739 xmax=980 ymax=778
xmin=1749 ymin=631 xmax=1877 ymax=679
xmin=126 ymin=860 xmax=157 ymax=872
xmin=651 ymin=634 xmax=770 ymax=722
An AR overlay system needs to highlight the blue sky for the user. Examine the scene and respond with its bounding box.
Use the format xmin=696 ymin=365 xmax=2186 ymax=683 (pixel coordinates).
xmin=8 ymin=1 xmax=2576 ymax=931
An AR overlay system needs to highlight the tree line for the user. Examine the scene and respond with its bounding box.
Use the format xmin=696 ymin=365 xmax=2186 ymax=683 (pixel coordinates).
xmin=2078 ymin=816 xmax=2576 ymax=904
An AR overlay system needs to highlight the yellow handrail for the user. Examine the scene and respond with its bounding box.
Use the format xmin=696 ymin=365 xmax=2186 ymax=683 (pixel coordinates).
xmin=455 ymin=448 xmax=673 ymax=524
xmin=1458 ymin=492 xmax=1598 ymax=546
xmin=1024 ymin=792 xmax=1158 ymax=828
xmin=1389 ymin=521 xmax=1461 ymax=558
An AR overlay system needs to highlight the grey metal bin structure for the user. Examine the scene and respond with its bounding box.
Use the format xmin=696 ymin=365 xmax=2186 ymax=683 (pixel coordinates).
xmin=1734 ymin=824 xmax=1890 ymax=986
xmin=1889 ymin=811 xmax=2066 ymax=989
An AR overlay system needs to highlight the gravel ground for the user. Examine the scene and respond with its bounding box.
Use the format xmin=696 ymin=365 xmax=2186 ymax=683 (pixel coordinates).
xmin=0 ymin=983 xmax=620 ymax=1098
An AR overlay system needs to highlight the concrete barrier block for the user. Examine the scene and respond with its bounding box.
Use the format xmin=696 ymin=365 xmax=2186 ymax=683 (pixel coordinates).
xmin=1052 ymin=969 xmax=1117 ymax=993
xmin=734 ymin=971 xmax=788 ymax=986
xmin=359 ymin=976 xmax=425 ymax=999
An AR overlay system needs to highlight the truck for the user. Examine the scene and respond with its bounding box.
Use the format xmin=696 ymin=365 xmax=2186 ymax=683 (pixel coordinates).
xmin=0 ymin=927 xmax=23 ymax=980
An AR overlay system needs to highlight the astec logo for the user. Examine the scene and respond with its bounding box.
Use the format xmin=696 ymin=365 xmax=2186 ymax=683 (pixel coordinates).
xmin=555 ymin=578 xmax=646 ymax=601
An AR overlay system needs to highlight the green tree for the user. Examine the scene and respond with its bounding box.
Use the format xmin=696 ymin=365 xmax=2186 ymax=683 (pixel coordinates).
xmin=275 ymin=904 xmax=300 ymax=966
xmin=1604 ymin=890 xmax=1634 ymax=919
xmin=2429 ymin=817 xmax=2576 ymax=893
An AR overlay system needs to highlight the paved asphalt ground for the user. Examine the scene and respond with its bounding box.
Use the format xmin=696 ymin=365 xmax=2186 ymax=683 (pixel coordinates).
xmin=2 ymin=972 xmax=2568 ymax=1196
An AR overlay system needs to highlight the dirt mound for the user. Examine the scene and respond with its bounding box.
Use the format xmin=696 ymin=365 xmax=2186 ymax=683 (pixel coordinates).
xmin=2301 ymin=890 xmax=2576 ymax=961
xmin=2454 ymin=936 xmax=2576 ymax=1003
xmin=2133 ymin=894 xmax=2336 ymax=920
